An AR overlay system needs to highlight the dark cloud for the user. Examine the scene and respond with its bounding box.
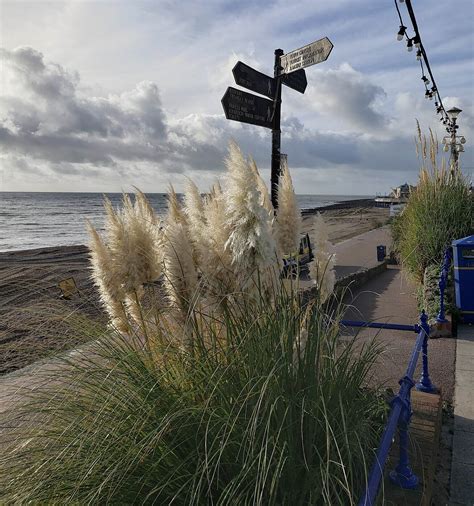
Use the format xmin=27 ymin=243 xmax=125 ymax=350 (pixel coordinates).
xmin=0 ymin=47 xmax=168 ymax=165
xmin=2 ymin=46 xmax=441 ymax=188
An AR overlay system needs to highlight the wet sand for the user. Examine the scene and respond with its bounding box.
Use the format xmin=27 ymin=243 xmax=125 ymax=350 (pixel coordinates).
xmin=0 ymin=205 xmax=390 ymax=375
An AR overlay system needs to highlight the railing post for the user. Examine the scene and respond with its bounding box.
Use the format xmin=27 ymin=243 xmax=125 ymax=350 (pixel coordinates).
xmin=436 ymin=248 xmax=452 ymax=323
xmin=416 ymin=311 xmax=437 ymax=394
xmin=389 ymin=379 xmax=419 ymax=489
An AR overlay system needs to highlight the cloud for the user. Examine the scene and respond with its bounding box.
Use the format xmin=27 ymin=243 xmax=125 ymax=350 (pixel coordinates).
xmin=0 ymin=47 xmax=168 ymax=162
xmin=306 ymin=63 xmax=388 ymax=132
xmin=1 ymin=46 xmax=471 ymax=193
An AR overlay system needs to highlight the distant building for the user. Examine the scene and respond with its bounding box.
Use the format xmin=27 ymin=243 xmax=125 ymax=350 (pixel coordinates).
xmin=390 ymin=183 xmax=415 ymax=200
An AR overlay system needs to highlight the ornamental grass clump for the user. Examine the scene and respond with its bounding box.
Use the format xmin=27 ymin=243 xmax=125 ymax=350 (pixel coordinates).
xmin=0 ymin=285 xmax=386 ymax=505
xmin=392 ymin=124 xmax=473 ymax=282
xmin=0 ymin=142 xmax=384 ymax=504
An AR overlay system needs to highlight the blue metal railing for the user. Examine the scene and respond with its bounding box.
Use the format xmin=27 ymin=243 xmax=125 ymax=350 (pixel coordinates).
xmin=340 ymin=311 xmax=437 ymax=505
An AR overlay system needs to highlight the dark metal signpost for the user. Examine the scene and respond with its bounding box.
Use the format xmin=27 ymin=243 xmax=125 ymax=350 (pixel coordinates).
xmin=222 ymin=36 xmax=333 ymax=208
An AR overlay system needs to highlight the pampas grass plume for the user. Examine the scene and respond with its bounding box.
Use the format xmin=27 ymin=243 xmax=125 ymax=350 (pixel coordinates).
xmin=276 ymin=159 xmax=301 ymax=256
xmin=309 ymin=213 xmax=336 ymax=303
xmin=224 ymin=141 xmax=277 ymax=275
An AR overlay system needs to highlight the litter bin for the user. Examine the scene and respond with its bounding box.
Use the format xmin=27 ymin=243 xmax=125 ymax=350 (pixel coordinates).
xmin=452 ymin=235 xmax=474 ymax=324
xmin=377 ymin=245 xmax=386 ymax=262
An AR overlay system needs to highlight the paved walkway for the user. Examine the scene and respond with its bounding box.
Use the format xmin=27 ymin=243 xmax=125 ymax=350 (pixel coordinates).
xmin=450 ymin=324 xmax=474 ymax=505
xmin=342 ymin=265 xmax=456 ymax=401
xmin=334 ymin=226 xmax=391 ymax=279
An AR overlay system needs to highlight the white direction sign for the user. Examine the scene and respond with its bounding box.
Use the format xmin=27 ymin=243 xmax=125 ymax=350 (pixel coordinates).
xmin=280 ymin=37 xmax=333 ymax=75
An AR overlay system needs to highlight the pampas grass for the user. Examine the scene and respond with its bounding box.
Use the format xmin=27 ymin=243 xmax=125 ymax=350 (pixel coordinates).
xmin=87 ymin=193 xmax=163 ymax=332
xmin=0 ymin=281 xmax=386 ymax=505
xmin=224 ymin=142 xmax=278 ymax=292
xmin=392 ymin=124 xmax=473 ymax=281
xmin=276 ymin=158 xmax=301 ymax=256
xmin=309 ymin=213 xmax=336 ymax=303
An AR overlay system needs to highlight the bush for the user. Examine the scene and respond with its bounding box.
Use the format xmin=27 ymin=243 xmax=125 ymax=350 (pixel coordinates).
xmin=0 ymin=288 xmax=386 ymax=505
xmin=392 ymin=127 xmax=473 ymax=282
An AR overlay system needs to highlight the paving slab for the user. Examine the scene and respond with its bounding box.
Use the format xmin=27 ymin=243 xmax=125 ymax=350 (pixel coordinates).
xmin=450 ymin=324 xmax=474 ymax=505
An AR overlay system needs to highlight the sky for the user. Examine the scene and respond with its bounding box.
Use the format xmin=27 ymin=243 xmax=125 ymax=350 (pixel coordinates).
xmin=0 ymin=0 xmax=473 ymax=194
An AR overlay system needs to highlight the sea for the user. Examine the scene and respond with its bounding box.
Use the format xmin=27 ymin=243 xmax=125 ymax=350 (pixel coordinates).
xmin=0 ymin=192 xmax=371 ymax=252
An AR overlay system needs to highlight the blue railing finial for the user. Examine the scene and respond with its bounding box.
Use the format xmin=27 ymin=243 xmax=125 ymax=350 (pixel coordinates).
xmin=416 ymin=310 xmax=437 ymax=393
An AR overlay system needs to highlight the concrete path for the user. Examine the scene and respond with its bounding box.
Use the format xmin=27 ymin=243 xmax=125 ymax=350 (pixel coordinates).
xmin=342 ymin=265 xmax=456 ymax=401
xmin=450 ymin=324 xmax=474 ymax=505
xmin=334 ymin=226 xmax=391 ymax=279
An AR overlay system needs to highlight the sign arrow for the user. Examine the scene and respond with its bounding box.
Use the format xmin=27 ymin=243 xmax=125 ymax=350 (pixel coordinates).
xmin=221 ymin=87 xmax=273 ymax=129
xmin=282 ymin=68 xmax=307 ymax=94
xmin=280 ymin=36 xmax=333 ymax=74
xmin=232 ymin=61 xmax=276 ymax=99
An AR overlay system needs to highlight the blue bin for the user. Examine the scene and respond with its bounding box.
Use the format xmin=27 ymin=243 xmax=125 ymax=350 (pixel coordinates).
xmin=377 ymin=245 xmax=386 ymax=262
xmin=452 ymin=235 xmax=474 ymax=324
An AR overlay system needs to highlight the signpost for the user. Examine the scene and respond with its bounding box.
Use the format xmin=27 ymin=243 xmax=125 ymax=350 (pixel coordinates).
xmin=232 ymin=61 xmax=276 ymax=99
xmin=221 ymin=87 xmax=273 ymax=129
xmin=222 ymin=36 xmax=333 ymax=208
xmin=280 ymin=37 xmax=333 ymax=74
xmin=282 ymin=69 xmax=307 ymax=94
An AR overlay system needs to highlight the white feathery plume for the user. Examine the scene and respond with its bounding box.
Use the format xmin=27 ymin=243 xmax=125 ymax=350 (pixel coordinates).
xmin=162 ymin=214 xmax=198 ymax=316
xmin=276 ymin=159 xmax=301 ymax=256
xmin=309 ymin=212 xmax=336 ymax=303
xmin=167 ymin=185 xmax=186 ymax=225
xmin=87 ymin=222 xmax=129 ymax=332
xmin=249 ymin=158 xmax=274 ymax=217
xmin=200 ymin=181 xmax=235 ymax=296
xmin=183 ymin=179 xmax=206 ymax=266
xmin=89 ymin=192 xmax=163 ymax=332
xmin=224 ymin=142 xmax=278 ymax=287
xmin=162 ymin=185 xmax=198 ymax=317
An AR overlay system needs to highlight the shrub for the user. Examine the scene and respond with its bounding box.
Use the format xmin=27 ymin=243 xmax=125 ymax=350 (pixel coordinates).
xmin=392 ymin=125 xmax=473 ymax=282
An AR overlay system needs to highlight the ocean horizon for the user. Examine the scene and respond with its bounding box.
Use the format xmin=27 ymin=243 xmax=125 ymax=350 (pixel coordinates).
xmin=0 ymin=192 xmax=372 ymax=252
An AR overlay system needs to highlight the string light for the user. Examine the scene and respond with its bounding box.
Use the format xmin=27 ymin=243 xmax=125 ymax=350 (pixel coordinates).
xmin=393 ymin=0 xmax=462 ymax=138
xmin=397 ymin=25 xmax=407 ymax=40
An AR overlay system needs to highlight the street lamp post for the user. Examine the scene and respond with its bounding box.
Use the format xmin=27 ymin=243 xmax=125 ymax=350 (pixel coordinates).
xmin=443 ymin=107 xmax=466 ymax=173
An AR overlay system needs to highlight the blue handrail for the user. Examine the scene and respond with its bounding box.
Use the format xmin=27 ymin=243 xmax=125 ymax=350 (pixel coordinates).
xmin=340 ymin=320 xmax=420 ymax=333
xmin=340 ymin=311 xmax=437 ymax=505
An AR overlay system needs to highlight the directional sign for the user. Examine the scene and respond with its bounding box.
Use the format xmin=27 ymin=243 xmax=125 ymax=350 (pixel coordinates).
xmin=232 ymin=61 xmax=276 ymax=99
xmin=280 ymin=37 xmax=333 ymax=74
xmin=282 ymin=68 xmax=307 ymax=94
xmin=221 ymin=87 xmax=273 ymax=129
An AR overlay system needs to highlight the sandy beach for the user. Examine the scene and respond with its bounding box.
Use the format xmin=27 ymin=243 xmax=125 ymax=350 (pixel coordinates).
xmin=0 ymin=204 xmax=389 ymax=375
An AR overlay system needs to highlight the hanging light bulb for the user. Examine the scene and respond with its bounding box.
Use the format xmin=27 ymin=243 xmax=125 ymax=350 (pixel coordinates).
xmin=399 ymin=0 xmax=405 ymax=3
xmin=435 ymin=101 xmax=439 ymax=107
xmin=416 ymin=49 xmax=422 ymax=60
xmin=397 ymin=26 xmax=407 ymax=41
xmin=431 ymin=86 xmax=437 ymax=93
xmin=407 ymin=38 xmax=413 ymax=52
xmin=460 ymin=136 xmax=466 ymax=144
xmin=413 ymin=35 xmax=421 ymax=49
xmin=429 ymin=93 xmax=434 ymax=100
xmin=421 ymin=75 xmax=430 ymax=85
xmin=443 ymin=144 xmax=449 ymax=152
xmin=425 ymin=90 xmax=431 ymax=99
